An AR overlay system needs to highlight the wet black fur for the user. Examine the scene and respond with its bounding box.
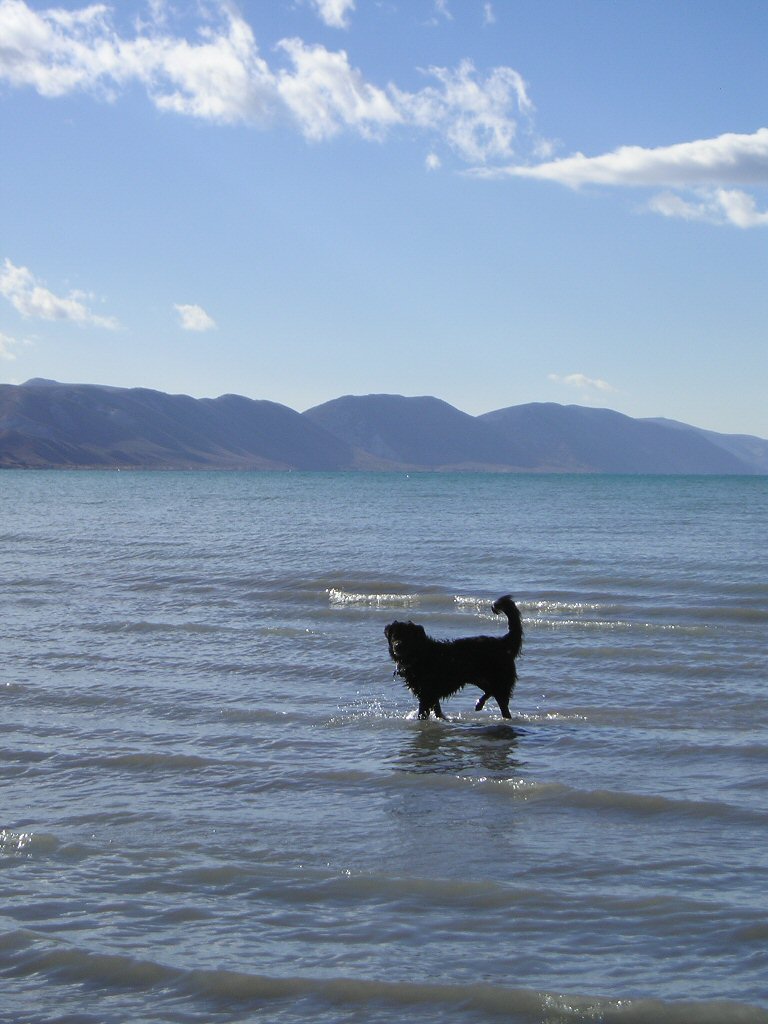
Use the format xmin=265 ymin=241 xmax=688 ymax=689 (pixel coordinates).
xmin=384 ymin=595 xmax=523 ymax=720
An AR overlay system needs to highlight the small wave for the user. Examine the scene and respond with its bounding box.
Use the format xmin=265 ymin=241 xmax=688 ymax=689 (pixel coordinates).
xmin=327 ymin=588 xmax=420 ymax=608
xmin=0 ymin=829 xmax=60 ymax=856
xmin=0 ymin=746 xmax=52 ymax=764
xmin=523 ymin=598 xmax=612 ymax=615
xmin=527 ymin=616 xmax=708 ymax=635
xmin=375 ymin=772 xmax=768 ymax=826
xmin=3 ymin=932 xmax=177 ymax=991
xmin=561 ymin=786 xmax=768 ymax=825
xmin=0 ymin=829 xmax=37 ymax=854
xmin=517 ymin=710 xmax=590 ymax=724
xmin=472 ymin=777 xmax=768 ymax=825
xmin=2 ymin=932 xmax=767 ymax=1023
xmin=219 ymin=706 xmax=290 ymax=723
xmin=122 ymin=573 xmax=210 ymax=592
xmin=325 ymin=589 xmax=709 ymax=638
xmin=454 ymin=594 xmax=493 ymax=613
xmin=61 ymin=751 xmax=221 ymax=773
xmin=328 ymin=588 xmax=517 ymax=615
xmin=89 ymin=620 xmax=227 ymax=635
xmin=1 ymin=829 xmax=102 ymax=862
xmin=14 ymin=684 xmax=136 ymax=713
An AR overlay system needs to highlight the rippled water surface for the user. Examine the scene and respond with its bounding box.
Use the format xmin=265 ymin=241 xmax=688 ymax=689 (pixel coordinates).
xmin=2 ymin=471 xmax=767 ymax=1023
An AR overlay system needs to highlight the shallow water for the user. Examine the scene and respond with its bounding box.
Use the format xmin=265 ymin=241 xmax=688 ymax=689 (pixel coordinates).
xmin=1 ymin=471 xmax=767 ymax=1023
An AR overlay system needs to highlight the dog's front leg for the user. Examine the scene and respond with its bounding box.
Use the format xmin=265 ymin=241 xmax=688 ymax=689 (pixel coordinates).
xmin=474 ymin=693 xmax=489 ymax=711
xmin=418 ymin=700 xmax=445 ymax=720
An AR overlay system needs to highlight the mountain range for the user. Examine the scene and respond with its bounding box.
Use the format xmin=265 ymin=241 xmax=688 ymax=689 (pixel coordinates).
xmin=1 ymin=379 xmax=766 ymax=474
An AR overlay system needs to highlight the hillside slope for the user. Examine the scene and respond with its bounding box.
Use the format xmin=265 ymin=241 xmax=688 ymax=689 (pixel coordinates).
xmin=1 ymin=380 xmax=764 ymax=473
xmin=0 ymin=380 xmax=352 ymax=470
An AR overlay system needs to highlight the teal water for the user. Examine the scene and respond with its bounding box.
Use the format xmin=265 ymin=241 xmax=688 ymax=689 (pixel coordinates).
xmin=1 ymin=471 xmax=767 ymax=1023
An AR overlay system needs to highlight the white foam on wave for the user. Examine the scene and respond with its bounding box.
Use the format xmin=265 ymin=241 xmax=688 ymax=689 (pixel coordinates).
xmin=526 ymin=599 xmax=608 ymax=614
xmin=327 ymin=588 xmax=419 ymax=608
xmin=453 ymin=595 xmax=489 ymax=612
xmin=530 ymin=616 xmax=707 ymax=634
xmin=0 ymin=828 xmax=35 ymax=854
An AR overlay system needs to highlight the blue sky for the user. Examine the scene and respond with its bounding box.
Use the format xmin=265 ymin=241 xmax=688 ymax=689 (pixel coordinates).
xmin=1 ymin=0 xmax=767 ymax=437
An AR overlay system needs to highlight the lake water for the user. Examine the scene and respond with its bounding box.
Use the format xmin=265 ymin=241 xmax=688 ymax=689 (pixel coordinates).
xmin=1 ymin=471 xmax=767 ymax=1024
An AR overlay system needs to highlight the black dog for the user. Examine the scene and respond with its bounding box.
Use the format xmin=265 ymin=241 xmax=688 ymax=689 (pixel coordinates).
xmin=384 ymin=595 xmax=523 ymax=720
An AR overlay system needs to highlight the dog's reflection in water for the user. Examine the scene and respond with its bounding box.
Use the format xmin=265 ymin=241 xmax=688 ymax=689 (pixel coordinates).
xmin=394 ymin=720 xmax=527 ymax=778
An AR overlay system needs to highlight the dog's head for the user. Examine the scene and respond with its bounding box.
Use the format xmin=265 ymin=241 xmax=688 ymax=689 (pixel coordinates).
xmin=492 ymin=594 xmax=515 ymax=616
xmin=384 ymin=620 xmax=427 ymax=663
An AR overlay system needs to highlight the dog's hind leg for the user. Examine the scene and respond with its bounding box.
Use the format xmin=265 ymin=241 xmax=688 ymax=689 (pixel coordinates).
xmin=475 ymin=690 xmax=512 ymax=717
xmin=495 ymin=694 xmax=512 ymax=719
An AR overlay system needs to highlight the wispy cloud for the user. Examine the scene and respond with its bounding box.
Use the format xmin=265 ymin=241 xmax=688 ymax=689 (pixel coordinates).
xmin=309 ymin=0 xmax=356 ymax=30
xmin=393 ymin=60 xmax=532 ymax=163
xmin=549 ymin=373 xmax=617 ymax=398
xmin=479 ymin=128 xmax=768 ymax=227
xmin=275 ymin=37 xmax=401 ymax=141
xmin=649 ymin=187 xmax=768 ymax=228
xmin=0 ymin=330 xmax=20 ymax=360
xmin=0 ymin=258 xmax=119 ymax=329
xmin=0 ymin=1 xmax=533 ymax=165
xmin=174 ymin=303 xmax=217 ymax=332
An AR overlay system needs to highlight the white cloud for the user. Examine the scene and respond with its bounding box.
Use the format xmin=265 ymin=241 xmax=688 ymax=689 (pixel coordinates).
xmin=647 ymin=191 xmax=712 ymax=222
xmin=0 ymin=1 xmax=276 ymax=123
xmin=482 ymin=3 xmax=496 ymax=26
xmin=309 ymin=0 xmax=355 ymax=30
xmin=480 ymin=127 xmax=768 ymax=228
xmin=276 ymin=38 xmax=401 ymax=141
xmin=0 ymin=258 xmax=119 ymax=328
xmin=143 ymin=16 xmax=275 ymax=124
xmin=0 ymin=330 xmax=19 ymax=360
xmin=394 ymin=60 xmax=532 ymax=163
xmin=493 ymin=128 xmax=768 ymax=189
xmin=549 ymin=373 xmax=616 ymax=396
xmin=425 ymin=152 xmax=441 ymax=171
xmin=0 ymin=1 xmax=533 ymax=165
xmin=713 ymin=188 xmax=768 ymax=228
xmin=275 ymin=44 xmax=532 ymax=160
xmin=10 ymin=0 xmax=762 ymax=226
xmin=433 ymin=0 xmax=453 ymax=22
xmin=649 ymin=187 xmax=768 ymax=228
xmin=174 ymin=303 xmax=216 ymax=332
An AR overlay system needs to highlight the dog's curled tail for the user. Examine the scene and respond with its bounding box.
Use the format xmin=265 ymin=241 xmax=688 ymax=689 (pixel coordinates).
xmin=492 ymin=594 xmax=524 ymax=658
